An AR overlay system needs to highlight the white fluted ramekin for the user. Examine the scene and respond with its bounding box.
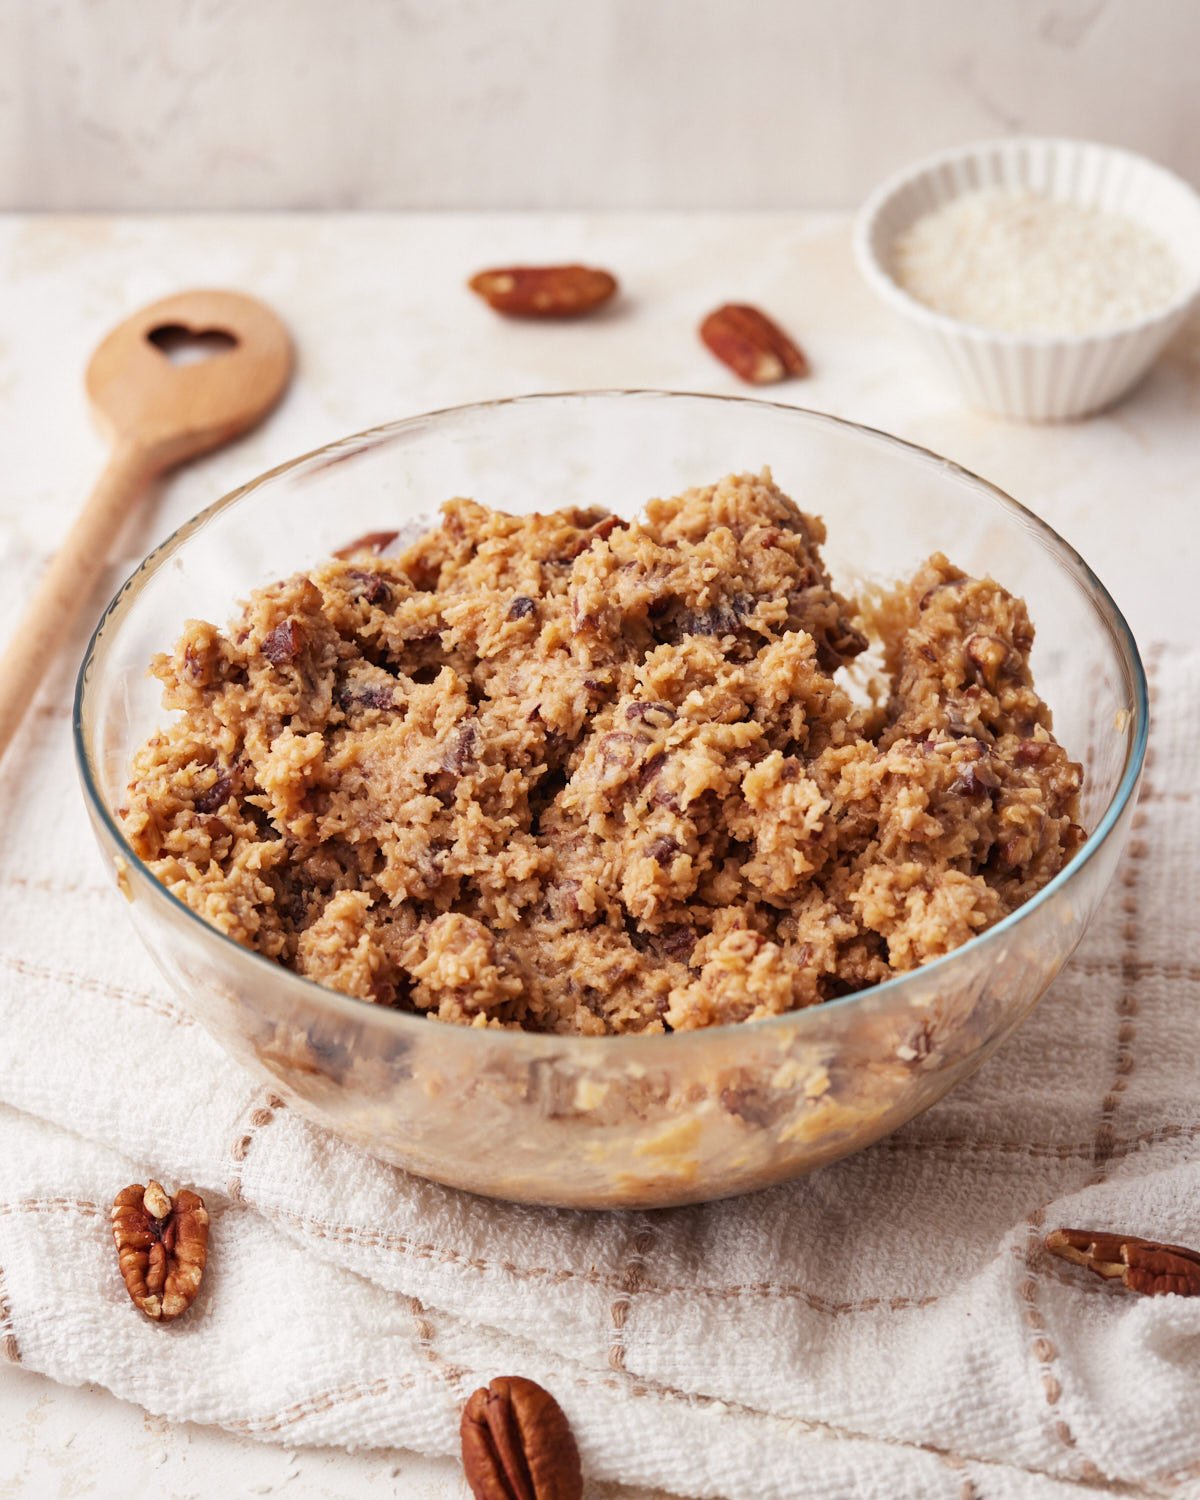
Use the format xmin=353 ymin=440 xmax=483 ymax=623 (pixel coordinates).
xmin=854 ymin=138 xmax=1200 ymax=421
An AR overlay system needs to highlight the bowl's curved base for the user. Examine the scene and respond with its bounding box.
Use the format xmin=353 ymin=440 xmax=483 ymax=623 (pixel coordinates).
xmin=258 ymin=1030 xmax=1016 ymax=1211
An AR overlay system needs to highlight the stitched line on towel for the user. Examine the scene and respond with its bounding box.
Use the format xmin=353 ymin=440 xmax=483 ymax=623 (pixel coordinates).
xmin=1072 ymin=955 xmax=1200 ymax=983
xmin=224 ymin=1375 xmax=403 ymax=1436
xmin=1 ymin=1187 xmax=942 ymax=1319
xmin=407 ymin=1294 xmax=471 ymax=1394
xmin=237 ymin=1357 xmax=1145 ymax=1494
xmin=876 ymin=1119 xmax=1200 ymax=1164
xmin=0 ymin=952 xmax=193 ymax=1028
xmin=1132 ymin=787 xmax=1193 ymax=805
xmin=1157 ymin=1459 xmax=1200 ymax=1489
xmin=32 ymin=703 xmax=71 ymax=723
xmin=226 ymin=1089 xmax=286 ymax=1202
xmin=0 ymin=1259 xmax=20 ymax=1364
xmin=0 ymin=1197 xmax=102 ymax=1220
xmin=1016 ymin=1152 xmax=1096 ymax=1470
xmin=581 ymin=1367 xmax=1158 ymax=1498
xmin=1090 ymin=643 xmax=1161 ymax=1185
xmin=1018 ymin=1056 xmax=1097 ymax=1464
xmin=258 ymin=1199 xmax=942 ymax=1313
xmin=608 ymin=1220 xmax=655 ymax=1373
xmin=1018 ymin=664 xmax=1163 ymax=1493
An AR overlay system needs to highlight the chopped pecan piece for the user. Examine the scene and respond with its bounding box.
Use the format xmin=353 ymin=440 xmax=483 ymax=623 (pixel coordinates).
xmin=646 ymin=835 xmax=680 ymax=868
xmin=336 ymin=680 xmax=396 ymax=713
xmin=345 ymin=568 xmax=392 ymax=606
xmin=964 ymin=633 xmax=1010 ymax=691
xmin=658 ymin=923 xmax=697 ymax=961
xmin=1015 ymin=738 xmax=1049 ymax=766
xmin=445 ymin=721 xmax=479 ymax=775
xmin=182 ymin=639 xmax=221 ymax=686
xmin=1045 ymin=1228 xmax=1200 ymax=1297
xmin=699 ymin=303 xmax=809 ymax=384
xmin=625 ymin=701 xmax=675 ymax=728
xmin=262 ymin=618 xmax=304 ymax=666
xmin=468 ymin=264 xmax=617 ymax=319
xmin=634 ymin=752 xmax=665 ymax=790
xmin=949 ymin=758 xmax=1000 ymax=798
xmin=111 ymin=1181 xmax=209 ymax=1321
xmin=460 ymin=1375 xmax=582 ymax=1500
xmin=195 ymin=768 xmax=236 ymax=814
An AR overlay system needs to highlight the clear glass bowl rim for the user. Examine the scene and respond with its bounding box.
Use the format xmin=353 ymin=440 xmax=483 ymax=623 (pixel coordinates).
xmin=73 ymin=389 xmax=1149 ymax=1059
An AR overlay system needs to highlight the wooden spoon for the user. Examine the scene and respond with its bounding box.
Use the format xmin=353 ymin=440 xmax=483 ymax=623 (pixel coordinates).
xmin=0 ymin=288 xmax=293 ymax=760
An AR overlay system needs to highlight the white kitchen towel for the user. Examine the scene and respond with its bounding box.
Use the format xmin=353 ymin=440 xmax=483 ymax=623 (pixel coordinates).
xmin=0 ymin=614 xmax=1197 ymax=1500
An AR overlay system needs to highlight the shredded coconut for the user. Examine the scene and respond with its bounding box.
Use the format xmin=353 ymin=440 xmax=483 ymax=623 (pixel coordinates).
xmin=892 ymin=188 xmax=1183 ymax=335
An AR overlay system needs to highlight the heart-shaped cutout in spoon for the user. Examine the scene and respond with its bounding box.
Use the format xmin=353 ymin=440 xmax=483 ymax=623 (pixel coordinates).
xmin=86 ymin=289 xmax=293 ymax=465
xmin=146 ymin=323 xmax=239 ymax=365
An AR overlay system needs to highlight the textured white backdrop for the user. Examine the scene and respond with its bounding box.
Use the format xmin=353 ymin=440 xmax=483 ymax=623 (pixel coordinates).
xmin=2 ymin=0 xmax=1200 ymax=211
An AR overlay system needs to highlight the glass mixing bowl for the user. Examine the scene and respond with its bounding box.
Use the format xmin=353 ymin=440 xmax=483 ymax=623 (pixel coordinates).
xmin=74 ymin=392 xmax=1146 ymax=1208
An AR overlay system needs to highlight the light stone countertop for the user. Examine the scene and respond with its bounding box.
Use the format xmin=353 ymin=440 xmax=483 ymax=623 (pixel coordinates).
xmin=0 ymin=211 xmax=1197 ymax=1500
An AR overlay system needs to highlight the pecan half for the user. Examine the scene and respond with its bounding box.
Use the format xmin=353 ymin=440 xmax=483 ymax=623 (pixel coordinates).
xmin=468 ymin=265 xmax=617 ymax=319
xmin=111 ymin=1181 xmax=209 ymax=1321
xmin=460 ymin=1375 xmax=582 ymax=1499
xmin=699 ymin=302 xmax=808 ymax=384
xmin=1045 ymin=1228 xmax=1200 ymax=1297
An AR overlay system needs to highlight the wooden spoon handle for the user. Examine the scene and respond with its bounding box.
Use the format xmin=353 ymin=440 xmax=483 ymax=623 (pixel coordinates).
xmin=0 ymin=442 xmax=154 ymax=758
